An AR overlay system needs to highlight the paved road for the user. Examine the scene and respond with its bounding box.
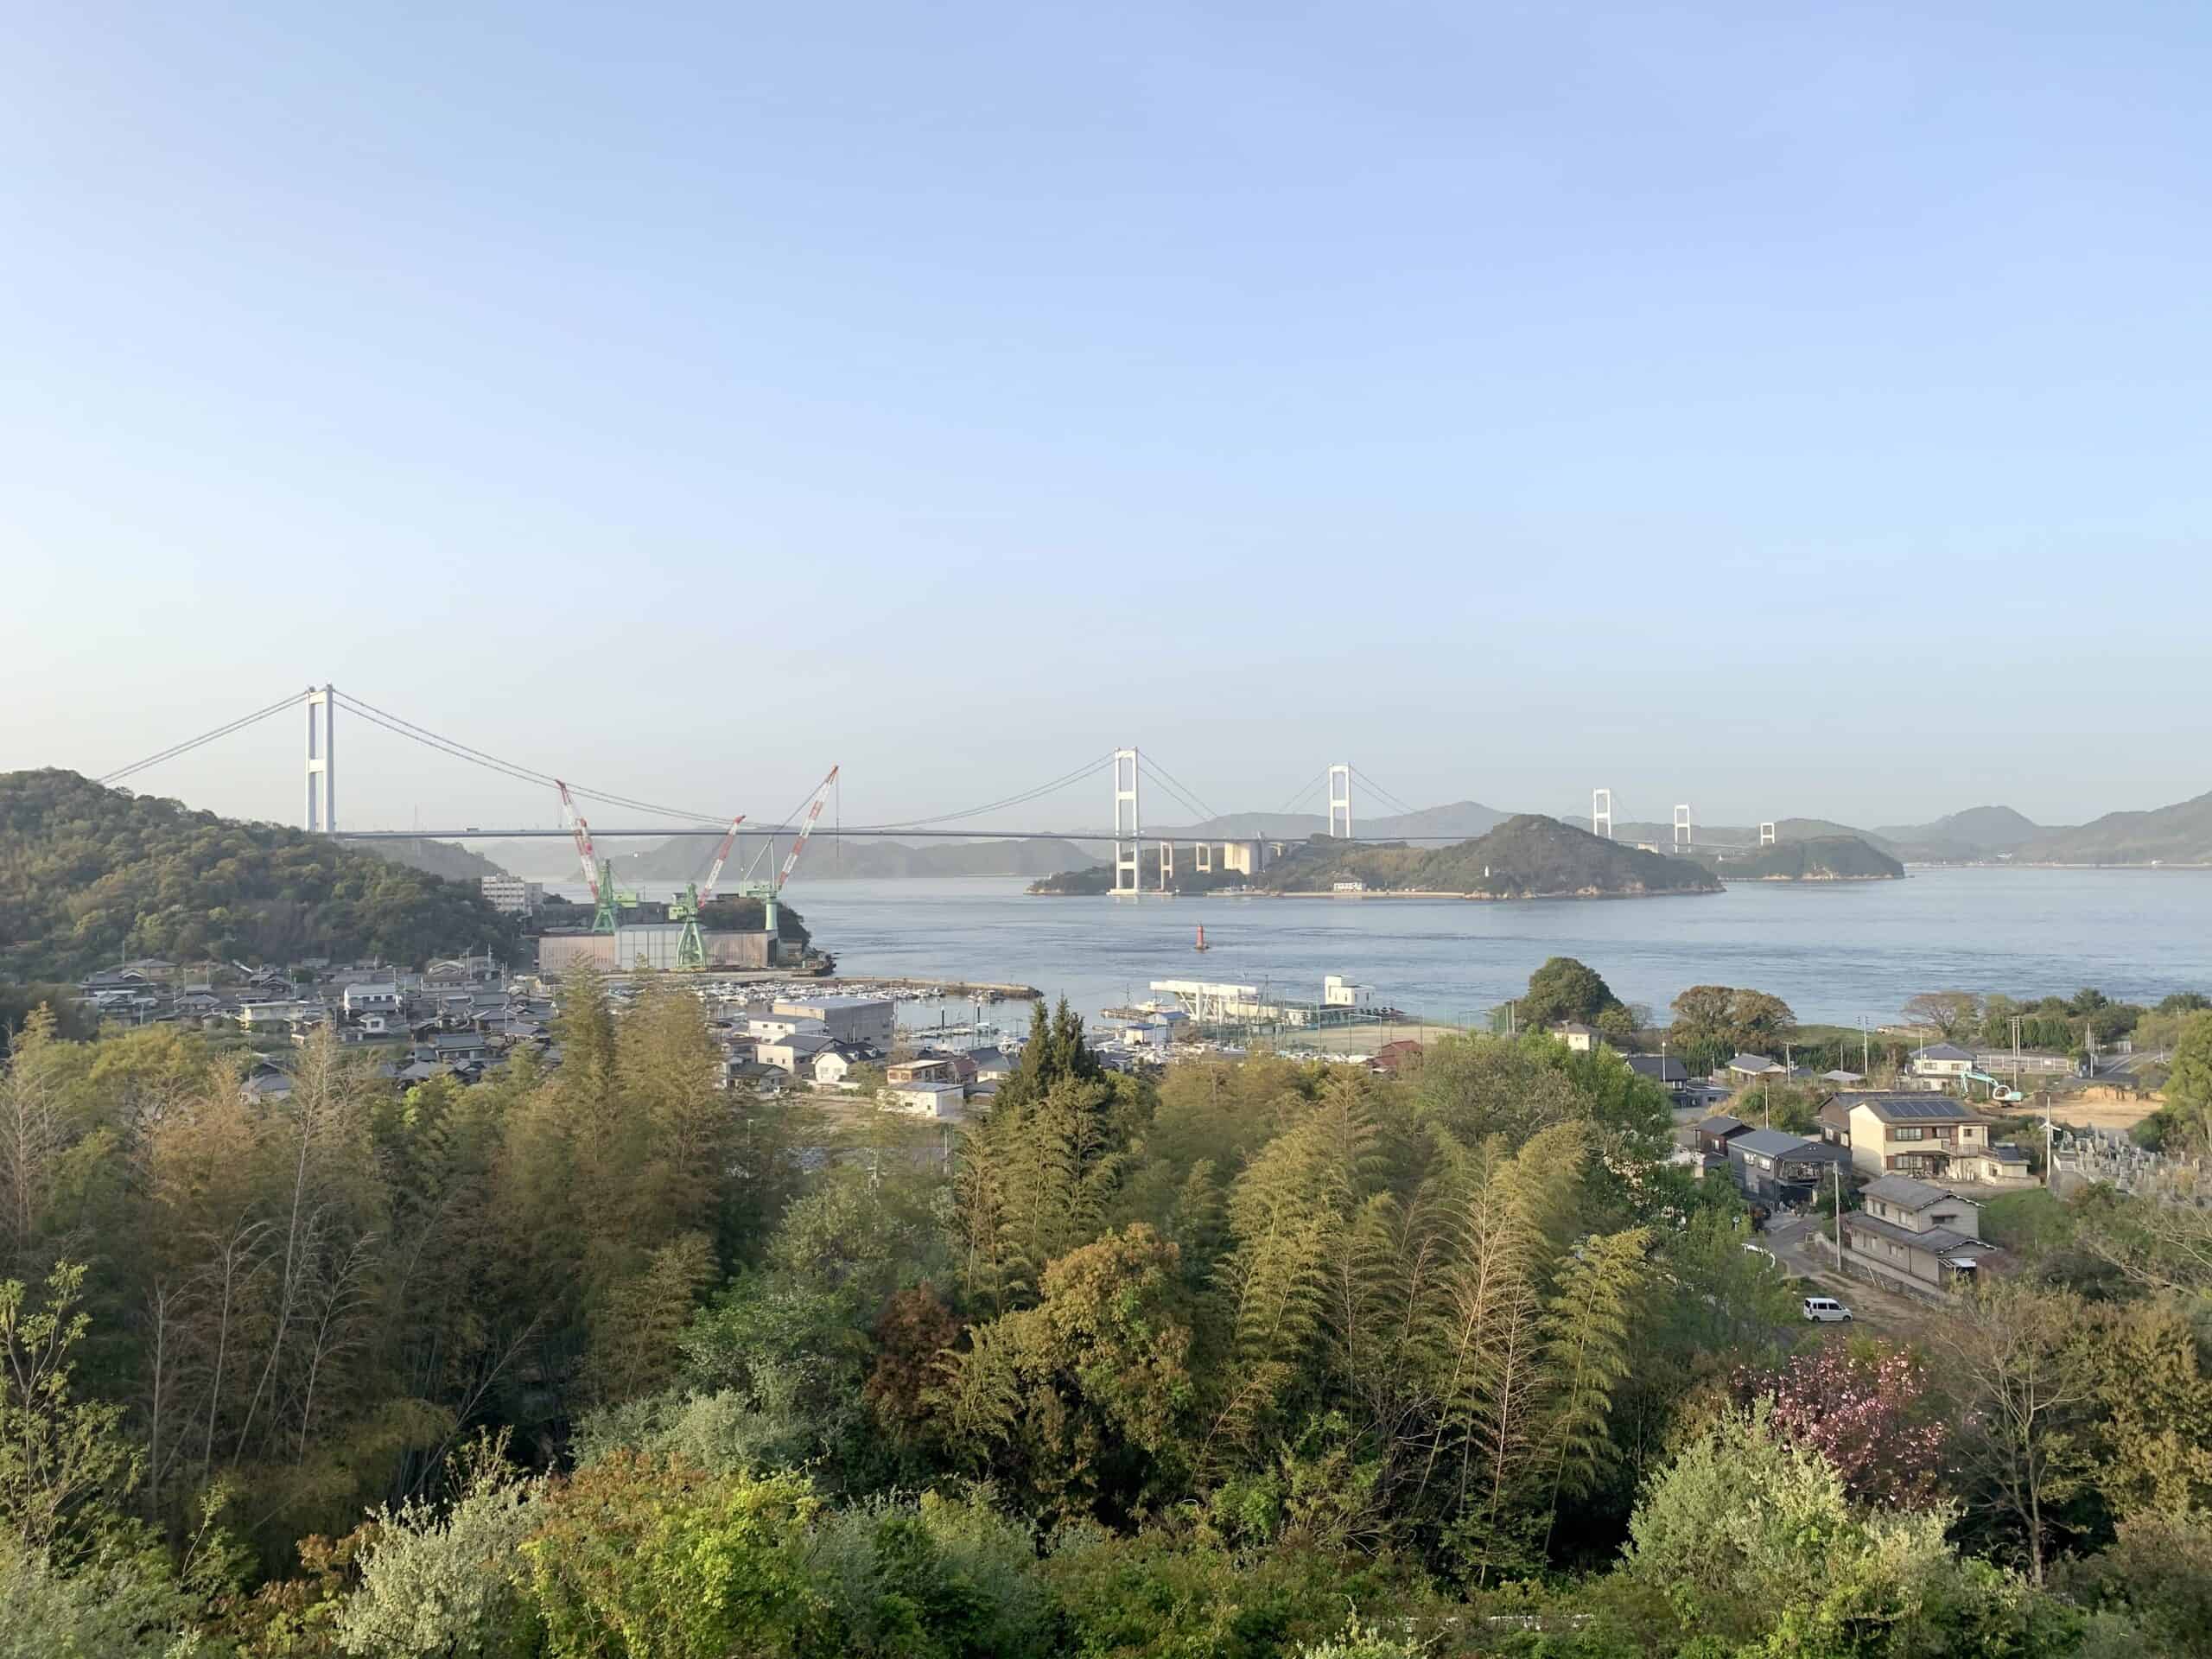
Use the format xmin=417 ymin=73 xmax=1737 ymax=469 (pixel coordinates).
xmin=1761 ymin=1213 xmax=1940 ymax=1339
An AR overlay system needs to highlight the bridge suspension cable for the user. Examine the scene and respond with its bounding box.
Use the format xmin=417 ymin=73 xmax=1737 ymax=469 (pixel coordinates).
xmin=1138 ymin=754 xmax=1219 ymax=824
xmin=1351 ymin=766 xmax=1422 ymax=820
xmin=330 ymin=690 xmax=728 ymax=823
xmin=99 ymin=689 xmax=313 ymax=786
xmin=1271 ymin=767 xmax=1329 ymax=817
xmin=866 ymin=753 xmax=1116 ymax=831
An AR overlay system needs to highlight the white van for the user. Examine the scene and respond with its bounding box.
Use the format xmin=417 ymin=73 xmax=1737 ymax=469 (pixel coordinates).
xmin=1802 ymin=1296 xmax=1853 ymax=1323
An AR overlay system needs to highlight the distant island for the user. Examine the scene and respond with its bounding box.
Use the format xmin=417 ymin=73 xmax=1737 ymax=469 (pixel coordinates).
xmin=1029 ymin=815 xmax=1721 ymax=900
xmin=1688 ymin=835 xmax=1905 ymax=882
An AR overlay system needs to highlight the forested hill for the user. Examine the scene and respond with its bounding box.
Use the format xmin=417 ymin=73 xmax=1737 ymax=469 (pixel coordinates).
xmin=1262 ymin=814 xmax=1722 ymax=898
xmin=1692 ymin=835 xmax=1906 ymax=881
xmin=2018 ymin=787 xmax=2212 ymax=865
xmin=365 ymin=836 xmax=515 ymax=882
xmin=0 ymin=769 xmax=522 ymax=979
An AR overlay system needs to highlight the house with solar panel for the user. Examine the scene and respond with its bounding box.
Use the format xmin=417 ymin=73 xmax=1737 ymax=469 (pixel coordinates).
xmin=1827 ymin=1094 xmax=1994 ymax=1181
xmin=1840 ymin=1175 xmax=1997 ymax=1294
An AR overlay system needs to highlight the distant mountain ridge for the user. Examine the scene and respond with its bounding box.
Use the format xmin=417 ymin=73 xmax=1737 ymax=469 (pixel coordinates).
xmin=464 ymin=785 xmax=2212 ymax=880
xmin=2015 ymin=789 xmax=2212 ymax=865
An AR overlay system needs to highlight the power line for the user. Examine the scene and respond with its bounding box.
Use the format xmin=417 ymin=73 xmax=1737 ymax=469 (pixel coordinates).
xmin=99 ymin=690 xmax=311 ymax=785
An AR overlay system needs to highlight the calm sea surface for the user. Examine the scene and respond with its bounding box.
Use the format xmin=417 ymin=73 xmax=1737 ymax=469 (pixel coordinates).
xmin=732 ymin=868 xmax=2212 ymax=1027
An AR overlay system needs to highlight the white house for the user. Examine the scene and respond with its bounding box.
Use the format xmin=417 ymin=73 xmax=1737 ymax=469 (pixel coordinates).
xmin=809 ymin=1043 xmax=876 ymax=1088
xmin=1910 ymin=1042 xmax=1977 ymax=1081
xmin=342 ymin=982 xmax=403 ymax=1015
xmin=749 ymin=1013 xmax=828 ymax=1043
xmin=237 ymin=999 xmax=324 ymax=1029
xmin=757 ymin=1033 xmax=831 ymax=1074
xmin=889 ymin=1080 xmax=965 ymax=1120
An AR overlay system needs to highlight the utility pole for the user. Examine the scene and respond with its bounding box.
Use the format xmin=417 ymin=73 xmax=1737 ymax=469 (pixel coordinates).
xmin=1832 ymin=1160 xmax=1844 ymax=1270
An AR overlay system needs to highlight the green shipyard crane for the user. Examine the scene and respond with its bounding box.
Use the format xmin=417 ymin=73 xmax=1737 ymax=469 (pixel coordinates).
xmin=671 ymin=812 xmax=747 ymax=970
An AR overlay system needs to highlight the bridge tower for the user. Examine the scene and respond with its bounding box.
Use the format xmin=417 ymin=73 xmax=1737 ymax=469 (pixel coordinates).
xmin=1592 ymin=788 xmax=1613 ymax=840
xmin=1759 ymin=822 xmax=1777 ymax=846
xmin=304 ymin=685 xmax=336 ymax=831
xmin=1112 ymin=749 xmax=1141 ymax=896
xmin=1327 ymin=764 xmax=1352 ymax=840
xmin=1673 ymin=804 xmax=1693 ymax=853
xmin=1158 ymin=841 xmax=1173 ymax=892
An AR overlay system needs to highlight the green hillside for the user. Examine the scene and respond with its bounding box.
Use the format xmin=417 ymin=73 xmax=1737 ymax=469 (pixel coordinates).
xmin=0 ymin=769 xmax=523 ymax=980
xmin=365 ymin=836 xmax=515 ymax=882
xmin=1262 ymin=814 xmax=1721 ymax=898
xmin=2018 ymin=788 xmax=2212 ymax=865
xmin=1692 ymin=835 xmax=1905 ymax=881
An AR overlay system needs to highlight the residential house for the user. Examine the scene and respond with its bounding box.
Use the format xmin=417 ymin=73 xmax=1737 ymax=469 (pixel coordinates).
xmin=1910 ymin=1042 xmax=1977 ymax=1083
xmin=1841 ymin=1175 xmax=1995 ymax=1294
xmin=809 ymin=1041 xmax=876 ymax=1088
xmin=1821 ymin=1069 xmax=1867 ymax=1087
xmin=757 ymin=1033 xmax=832 ymax=1074
xmin=1696 ymin=1115 xmax=1754 ymax=1160
xmin=1370 ymin=1039 xmax=1425 ymax=1077
xmin=240 ymin=1062 xmax=293 ymax=1101
xmin=887 ymin=1057 xmax=960 ymax=1087
xmin=1953 ymin=1142 xmax=2037 ymax=1187
xmin=1553 ymin=1021 xmax=1597 ymax=1053
xmin=1626 ymin=1054 xmax=1689 ymax=1087
xmin=342 ymin=982 xmax=403 ymax=1016
xmin=964 ymin=1046 xmax=1014 ymax=1082
xmin=1725 ymin=1128 xmax=1846 ymax=1206
xmin=1836 ymin=1095 xmax=1991 ymax=1180
xmin=237 ymin=998 xmax=325 ymax=1031
xmin=1726 ymin=1053 xmax=1786 ymax=1084
xmin=415 ymin=1032 xmax=493 ymax=1066
xmin=889 ymin=1080 xmax=966 ymax=1120
xmin=721 ymin=1058 xmax=783 ymax=1092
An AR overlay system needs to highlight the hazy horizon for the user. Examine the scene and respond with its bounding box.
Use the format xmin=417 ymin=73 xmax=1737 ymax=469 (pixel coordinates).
xmin=6 ymin=3 xmax=2209 ymax=833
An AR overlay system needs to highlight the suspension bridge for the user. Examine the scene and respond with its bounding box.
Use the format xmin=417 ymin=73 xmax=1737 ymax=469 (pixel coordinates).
xmin=92 ymin=685 xmax=1763 ymax=891
xmin=93 ymin=686 xmax=1489 ymax=890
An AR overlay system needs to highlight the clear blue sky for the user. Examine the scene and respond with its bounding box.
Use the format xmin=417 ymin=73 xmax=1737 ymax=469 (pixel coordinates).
xmin=3 ymin=2 xmax=2209 ymax=834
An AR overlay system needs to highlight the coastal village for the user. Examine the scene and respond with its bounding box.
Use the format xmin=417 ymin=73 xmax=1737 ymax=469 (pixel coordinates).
xmin=73 ymin=933 xmax=2181 ymax=1335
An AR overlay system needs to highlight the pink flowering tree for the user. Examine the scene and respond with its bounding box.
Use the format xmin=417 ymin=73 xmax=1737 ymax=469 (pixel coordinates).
xmin=1735 ymin=1343 xmax=1949 ymax=1508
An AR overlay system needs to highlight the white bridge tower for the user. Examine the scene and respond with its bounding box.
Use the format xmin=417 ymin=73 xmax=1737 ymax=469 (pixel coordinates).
xmin=1673 ymin=804 xmax=1693 ymax=853
xmin=1112 ymin=749 xmax=1141 ymax=896
xmin=1328 ymin=764 xmax=1352 ymax=840
xmin=1592 ymin=788 xmax=1613 ymax=840
xmin=304 ymin=685 xmax=336 ymax=831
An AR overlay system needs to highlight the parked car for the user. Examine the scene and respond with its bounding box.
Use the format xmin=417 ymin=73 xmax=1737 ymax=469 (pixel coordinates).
xmin=1802 ymin=1296 xmax=1853 ymax=1323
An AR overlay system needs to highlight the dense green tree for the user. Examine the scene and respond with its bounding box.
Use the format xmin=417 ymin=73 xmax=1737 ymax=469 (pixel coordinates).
xmin=1515 ymin=957 xmax=1625 ymax=1035
xmin=0 ymin=769 xmax=520 ymax=981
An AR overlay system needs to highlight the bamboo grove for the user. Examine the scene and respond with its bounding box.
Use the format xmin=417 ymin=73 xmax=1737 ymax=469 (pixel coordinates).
xmin=0 ymin=970 xmax=2209 ymax=1656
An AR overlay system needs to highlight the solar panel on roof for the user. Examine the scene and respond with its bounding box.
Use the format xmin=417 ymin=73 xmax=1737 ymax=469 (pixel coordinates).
xmin=1886 ymin=1098 xmax=1964 ymax=1119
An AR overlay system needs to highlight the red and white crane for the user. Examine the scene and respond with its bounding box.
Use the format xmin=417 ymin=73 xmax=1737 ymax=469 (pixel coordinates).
xmin=556 ymin=779 xmax=616 ymax=932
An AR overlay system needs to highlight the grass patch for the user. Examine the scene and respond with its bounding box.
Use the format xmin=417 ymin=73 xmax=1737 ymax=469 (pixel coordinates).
xmin=1980 ymin=1188 xmax=2069 ymax=1254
